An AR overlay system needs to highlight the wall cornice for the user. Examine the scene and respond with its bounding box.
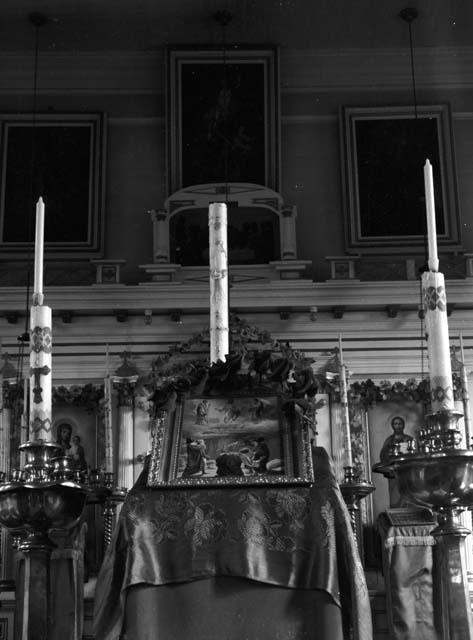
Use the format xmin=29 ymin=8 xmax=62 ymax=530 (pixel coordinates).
xmin=0 ymin=278 xmax=471 ymax=313
xmin=0 ymin=46 xmax=472 ymax=94
xmin=0 ymin=278 xmax=470 ymax=381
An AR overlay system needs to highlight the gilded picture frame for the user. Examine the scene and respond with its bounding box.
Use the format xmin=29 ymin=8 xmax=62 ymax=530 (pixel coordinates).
xmin=167 ymin=46 xmax=279 ymax=193
xmin=340 ymin=104 xmax=461 ymax=254
xmin=147 ymin=394 xmax=314 ymax=488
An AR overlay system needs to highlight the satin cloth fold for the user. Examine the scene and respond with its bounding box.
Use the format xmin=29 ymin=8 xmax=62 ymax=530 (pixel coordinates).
xmin=94 ymin=447 xmax=372 ymax=640
xmin=378 ymin=511 xmax=438 ymax=640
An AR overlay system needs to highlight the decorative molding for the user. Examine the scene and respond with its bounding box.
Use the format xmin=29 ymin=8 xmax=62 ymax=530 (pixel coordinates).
xmin=0 ymin=47 xmax=473 ymax=94
xmin=0 ymin=279 xmax=472 ymax=314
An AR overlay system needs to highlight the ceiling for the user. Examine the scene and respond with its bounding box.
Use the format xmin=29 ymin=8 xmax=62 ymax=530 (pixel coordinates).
xmin=0 ymin=0 xmax=470 ymax=53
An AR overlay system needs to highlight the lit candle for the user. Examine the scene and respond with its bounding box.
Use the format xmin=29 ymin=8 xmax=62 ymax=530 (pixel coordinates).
xmin=209 ymin=202 xmax=229 ymax=364
xmin=424 ymin=159 xmax=439 ymax=272
xmin=33 ymin=197 xmax=45 ymax=306
xmin=338 ymin=334 xmax=353 ymax=468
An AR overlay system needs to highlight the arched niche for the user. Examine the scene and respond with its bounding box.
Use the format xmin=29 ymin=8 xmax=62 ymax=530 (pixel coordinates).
xmin=170 ymin=203 xmax=279 ymax=266
xmin=142 ymin=183 xmax=311 ymax=282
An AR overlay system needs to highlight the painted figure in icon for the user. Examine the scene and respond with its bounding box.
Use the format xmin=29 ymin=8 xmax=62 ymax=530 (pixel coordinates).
xmin=222 ymin=398 xmax=241 ymax=423
xmin=251 ymin=436 xmax=270 ymax=473
xmin=239 ymin=447 xmax=256 ymax=475
xmin=379 ymin=415 xmax=415 ymax=507
xmin=70 ymin=435 xmax=88 ymax=471
xmin=55 ymin=422 xmax=73 ymax=455
xmin=195 ymin=399 xmax=209 ymax=425
xmin=182 ymin=438 xmax=208 ymax=476
xmin=379 ymin=416 xmax=415 ymax=463
xmin=249 ymin=398 xmax=265 ymax=422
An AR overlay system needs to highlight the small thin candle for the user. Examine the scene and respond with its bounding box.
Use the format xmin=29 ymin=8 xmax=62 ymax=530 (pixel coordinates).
xmin=33 ymin=197 xmax=45 ymax=305
xmin=104 ymin=344 xmax=113 ymax=473
xmin=338 ymin=334 xmax=353 ymax=468
xmin=0 ymin=339 xmax=3 ymax=413
xmin=424 ymin=160 xmax=439 ymax=272
xmin=459 ymin=332 xmax=472 ymax=447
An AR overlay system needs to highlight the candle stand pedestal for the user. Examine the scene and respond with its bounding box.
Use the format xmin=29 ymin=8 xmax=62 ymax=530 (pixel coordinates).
xmin=85 ymin=473 xmax=127 ymax=550
xmin=0 ymin=441 xmax=86 ymax=640
xmin=388 ymin=409 xmax=473 ymax=640
xmin=340 ymin=466 xmax=375 ymax=564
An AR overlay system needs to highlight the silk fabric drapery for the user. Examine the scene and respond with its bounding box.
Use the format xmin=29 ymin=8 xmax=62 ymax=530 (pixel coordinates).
xmin=94 ymin=448 xmax=372 ymax=640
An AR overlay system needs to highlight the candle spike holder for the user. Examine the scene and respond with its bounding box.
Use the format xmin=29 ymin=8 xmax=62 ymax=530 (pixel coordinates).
xmin=380 ymin=407 xmax=473 ymax=639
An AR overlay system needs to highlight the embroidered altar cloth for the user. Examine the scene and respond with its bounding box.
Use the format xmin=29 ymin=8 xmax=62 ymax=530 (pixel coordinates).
xmin=94 ymin=448 xmax=372 ymax=640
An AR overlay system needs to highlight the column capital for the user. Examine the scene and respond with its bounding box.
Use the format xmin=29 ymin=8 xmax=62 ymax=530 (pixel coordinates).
xmin=112 ymin=380 xmax=136 ymax=406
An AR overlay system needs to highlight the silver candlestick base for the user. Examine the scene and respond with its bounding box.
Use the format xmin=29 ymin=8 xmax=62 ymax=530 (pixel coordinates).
xmin=0 ymin=440 xmax=86 ymax=640
xmin=390 ymin=409 xmax=473 ymax=639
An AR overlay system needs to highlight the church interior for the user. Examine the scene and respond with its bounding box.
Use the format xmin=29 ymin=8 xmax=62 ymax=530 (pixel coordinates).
xmin=0 ymin=1 xmax=472 ymax=638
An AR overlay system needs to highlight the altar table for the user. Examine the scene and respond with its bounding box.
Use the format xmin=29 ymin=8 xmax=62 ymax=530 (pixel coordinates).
xmin=94 ymin=448 xmax=372 ymax=640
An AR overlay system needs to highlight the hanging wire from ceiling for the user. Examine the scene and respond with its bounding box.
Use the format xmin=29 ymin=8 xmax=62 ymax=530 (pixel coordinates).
xmin=399 ymin=7 xmax=426 ymax=383
xmin=213 ymin=9 xmax=232 ymax=202
xmin=399 ymin=7 xmax=419 ymax=119
xmin=12 ymin=13 xmax=48 ymax=451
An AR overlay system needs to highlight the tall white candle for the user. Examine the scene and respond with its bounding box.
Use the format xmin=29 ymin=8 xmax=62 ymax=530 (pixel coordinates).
xmin=209 ymin=203 xmax=229 ymax=364
xmin=424 ymin=160 xmax=439 ymax=272
xmin=33 ymin=197 xmax=45 ymax=306
xmin=338 ymin=334 xmax=353 ymax=467
xmin=422 ymin=270 xmax=455 ymax=412
xmin=29 ymin=305 xmax=52 ymax=441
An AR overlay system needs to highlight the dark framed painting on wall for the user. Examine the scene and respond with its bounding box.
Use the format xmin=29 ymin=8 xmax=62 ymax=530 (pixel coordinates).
xmin=340 ymin=105 xmax=461 ymax=253
xmin=167 ymin=46 xmax=279 ymax=193
xmin=147 ymin=394 xmax=314 ymax=488
xmin=0 ymin=113 xmax=106 ymax=257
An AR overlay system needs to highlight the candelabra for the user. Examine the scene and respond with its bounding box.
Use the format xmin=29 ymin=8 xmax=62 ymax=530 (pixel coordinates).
xmin=0 ymin=448 xmax=127 ymax=640
xmin=0 ymin=442 xmax=86 ymax=640
xmin=381 ymin=408 xmax=473 ymax=639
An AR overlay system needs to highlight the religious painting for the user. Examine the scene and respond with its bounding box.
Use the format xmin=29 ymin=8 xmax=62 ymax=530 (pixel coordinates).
xmin=147 ymin=394 xmax=314 ymax=487
xmin=52 ymin=403 xmax=101 ymax=473
xmin=368 ymin=400 xmax=424 ymax=519
xmin=340 ymin=105 xmax=461 ymax=253
xmin=167 ymin=47 xmax=279 ymax=193
xmin=0 ymin=113 xmax=106 ymax=257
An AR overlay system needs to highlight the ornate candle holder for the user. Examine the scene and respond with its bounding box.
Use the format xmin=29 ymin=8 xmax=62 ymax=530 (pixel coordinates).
xmin=383 ymin=408 xmax=473 ymax=639
xmin=0 ymin=439 xmax=86 ymax=640
xmin=84 ymin=469 xmax=127 ymax=549
xmin=340 ymin=466 xmax=375 ymax=565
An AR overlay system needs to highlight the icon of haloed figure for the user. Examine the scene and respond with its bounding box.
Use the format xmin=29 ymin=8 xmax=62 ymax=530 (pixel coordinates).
xmin=55 ymin=423 xmax=88 ymax=471
xmin=379 ymin=415 xmax=415 ymax=507
xmin=55 ymin=422 xmax=73 ymax=455
xmin=379 ymin=416 xmax=415 ymax=463
xmin=181 ymin=438 xmax=209 ymax=477
xmin=70 ymin=435 xmax=88 ymax=471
